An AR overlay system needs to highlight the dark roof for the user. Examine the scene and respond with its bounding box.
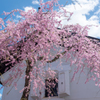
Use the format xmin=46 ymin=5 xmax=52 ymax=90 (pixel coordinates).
xmin=87 ymin=36 xmax=100 ymax=41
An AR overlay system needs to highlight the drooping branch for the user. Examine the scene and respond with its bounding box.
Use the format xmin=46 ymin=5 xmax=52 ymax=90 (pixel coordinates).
xmin=47 ymin=51 xmax=66 ymax=63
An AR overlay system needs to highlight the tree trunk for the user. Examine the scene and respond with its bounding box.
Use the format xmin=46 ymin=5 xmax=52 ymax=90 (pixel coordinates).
xmin=20 ymin=59 xmax=32 ymax=100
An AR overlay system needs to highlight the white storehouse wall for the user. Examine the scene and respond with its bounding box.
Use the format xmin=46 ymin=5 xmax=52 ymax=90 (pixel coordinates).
xmin=1 ymin=57 xmax=100 ymax=100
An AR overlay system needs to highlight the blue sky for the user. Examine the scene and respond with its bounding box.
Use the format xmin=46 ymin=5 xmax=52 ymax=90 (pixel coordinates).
xmin=0 ymin=0 xmax=71 ymax=13
xmin=0 ymin=0 xmax=100 ymax=99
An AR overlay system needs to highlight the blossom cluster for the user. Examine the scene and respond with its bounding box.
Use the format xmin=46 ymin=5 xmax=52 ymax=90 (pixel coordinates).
xmin=0 ymin=0 xmax=100 ymax=98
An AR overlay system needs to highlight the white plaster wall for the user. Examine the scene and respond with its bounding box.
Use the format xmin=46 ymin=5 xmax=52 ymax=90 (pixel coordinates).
xmin=2 ymin=76 xmax=25 ymax=100
xmin=1 ymin=58 xmax=100 ymax=100
xmin=1 ymin=61 xmax=27 ymax=100
xmin=65 ymin=67 xmax=100 ymax=100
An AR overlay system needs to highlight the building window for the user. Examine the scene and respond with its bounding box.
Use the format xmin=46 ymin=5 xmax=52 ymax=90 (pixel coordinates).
xmin=45 ymin=78 xmax=58 ymax=97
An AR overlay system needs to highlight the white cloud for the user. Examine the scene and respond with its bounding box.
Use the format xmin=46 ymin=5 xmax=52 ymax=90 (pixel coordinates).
xmin=16 ymin=15 xmax=23 ymax=19
xmin=0 ymin=93 xmax=2 ymax=98
xmin=60 ymin=0 xmax=100 ymax=38
xmin=32 ymin=0 xmax=39 ymax=4
xmin=24 ymin=6 xmax=33 ymax=12
xmin=23 ymin=6 xmax=37 ymax=13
